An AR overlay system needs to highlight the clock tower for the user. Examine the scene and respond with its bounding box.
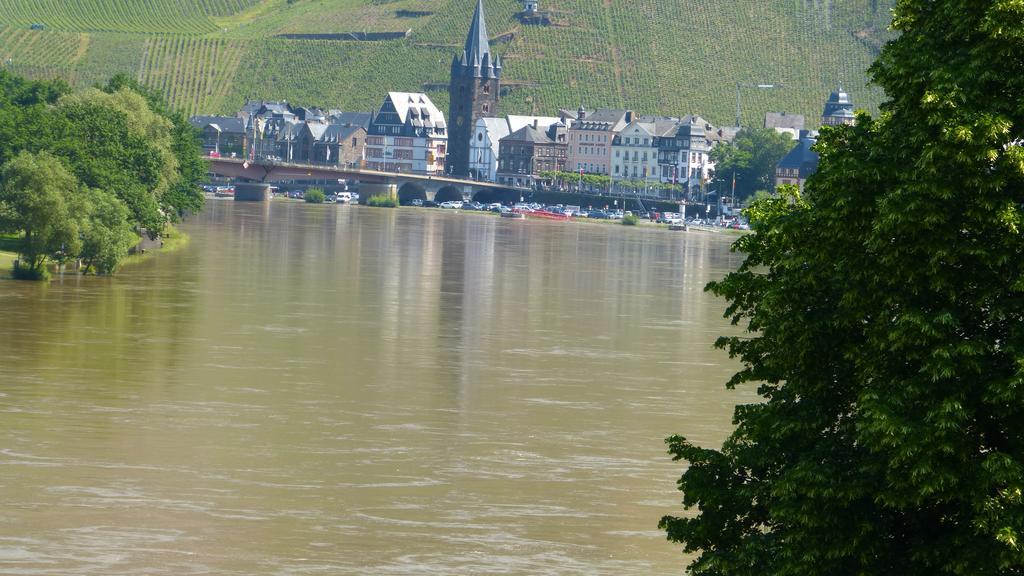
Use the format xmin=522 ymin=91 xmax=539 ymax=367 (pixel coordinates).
xmin=446 ymin=0 xmax=501 ymax=178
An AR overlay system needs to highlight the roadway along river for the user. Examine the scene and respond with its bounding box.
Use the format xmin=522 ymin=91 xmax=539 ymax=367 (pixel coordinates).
xmin=0 ymin=200 xmax=756 ymax=575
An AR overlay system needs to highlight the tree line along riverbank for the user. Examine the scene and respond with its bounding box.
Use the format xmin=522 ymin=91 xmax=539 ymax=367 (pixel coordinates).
xmin=0 ymin=71 xmax=205 ymax=280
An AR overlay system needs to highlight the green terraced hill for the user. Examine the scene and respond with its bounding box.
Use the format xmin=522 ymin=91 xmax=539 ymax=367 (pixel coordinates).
xmin=0 ymin=0 xmax=896 ymax=126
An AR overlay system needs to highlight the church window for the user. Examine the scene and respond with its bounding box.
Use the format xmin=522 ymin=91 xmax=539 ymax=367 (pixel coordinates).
xmin=482 ymin=103 xmax=490 ymax=113
xmin=483 ymin=84 xmax=491 ymax=94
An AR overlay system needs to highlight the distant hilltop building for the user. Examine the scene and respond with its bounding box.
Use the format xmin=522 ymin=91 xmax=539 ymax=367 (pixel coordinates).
xmin=446 ymin=0 xmax=501 ymax=177
xmin=517 ymin=0 xmax=552 ymax=25
xmin=821 ymin=86 xmax=855 ymax=126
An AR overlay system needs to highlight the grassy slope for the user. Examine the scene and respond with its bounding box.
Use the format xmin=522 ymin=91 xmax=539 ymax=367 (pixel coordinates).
xmin=0 ymin=0 xmax=895 ymax=125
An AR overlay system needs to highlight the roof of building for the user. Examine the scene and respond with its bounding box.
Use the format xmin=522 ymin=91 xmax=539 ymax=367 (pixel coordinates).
xmin=383 ymin=92 xmax=447 ymax=129
xmin=777 ymin=131 xmax=819 ymax=176
xmin=329 ymin=111 xmax=373 ymax=130
xmin=571 ymin=108 xmax=631 ymax=131
xmin=558 ymin=108 xmax=579 ymax=121
xmin=823 ymin=87 xmax=854 ymax=119
xmin=322 ymin=124 xmax=365 ymax=142
xmin=764 ymin=112 xmax=805 ymax=131
xmin=669 ymin=115 xmax=712 ymax=139
xmin=502 ymin=123 xmax=556 ymax=144
xmin=190 ymin=115 xmax=246 ymax=133
xmin=275 ymin=122 xmax=302 ymax=142
xmin=240 ymin=99 xmax=290 ymax=116
xmin=452 ymin=0 xmax=501 ymax=78
xmin=708 ymin=125 xmax=740 ymax=143
xmin=507 ymin=115 xmax=562 ymax=132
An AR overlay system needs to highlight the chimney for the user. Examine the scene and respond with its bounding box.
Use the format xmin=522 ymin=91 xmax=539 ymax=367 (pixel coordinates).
xmin=625 ymin=110 xmax=633 ymax=123
xmin=533 ymin=118 xmax=538 ymax=128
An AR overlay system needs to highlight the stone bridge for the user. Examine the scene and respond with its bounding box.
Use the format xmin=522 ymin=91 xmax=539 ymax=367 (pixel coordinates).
xmin=207 ymin=157 xmax=520 ymax=204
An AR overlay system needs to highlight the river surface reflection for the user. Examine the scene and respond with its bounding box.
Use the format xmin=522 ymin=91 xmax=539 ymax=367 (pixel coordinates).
xmin=0 ymin=200 xmax=754 ymax=574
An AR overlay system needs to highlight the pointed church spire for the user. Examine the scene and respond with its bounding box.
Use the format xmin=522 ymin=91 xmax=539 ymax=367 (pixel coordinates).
xmin=463 ymin=0 xmax=492 ymax=74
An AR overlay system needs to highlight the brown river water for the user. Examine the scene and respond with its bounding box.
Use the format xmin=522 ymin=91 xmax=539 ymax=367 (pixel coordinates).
xmin=0 ymin=200 xmax=755 ymax=575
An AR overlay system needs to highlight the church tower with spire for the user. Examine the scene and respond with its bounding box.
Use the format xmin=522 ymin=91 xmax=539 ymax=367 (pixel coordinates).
xmin=446 ymin=0 xmax=501 ymax=177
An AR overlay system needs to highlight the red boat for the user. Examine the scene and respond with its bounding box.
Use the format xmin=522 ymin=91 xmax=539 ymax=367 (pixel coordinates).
xmin=517 ymin=209 xmax=569 ymax=221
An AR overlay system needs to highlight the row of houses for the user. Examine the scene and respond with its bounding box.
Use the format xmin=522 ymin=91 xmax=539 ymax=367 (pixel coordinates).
xmin=190 ymin=0 xmax=856 ymax=199
xmin=475 ymin=109 xmax=723 ymax=191
xmin=189 ymin=98 xmax=723 ymax=193
xmin=190 ymin=87 xmax=855 ymax=195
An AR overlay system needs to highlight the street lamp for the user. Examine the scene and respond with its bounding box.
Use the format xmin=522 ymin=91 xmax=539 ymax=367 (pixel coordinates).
xmin=735 ymin=82 xmax=781 ymax=128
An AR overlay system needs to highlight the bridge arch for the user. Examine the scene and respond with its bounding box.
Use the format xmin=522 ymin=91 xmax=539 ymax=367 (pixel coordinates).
xmin=434 ymin=185 xmax=464 ymax=204
xmin=398 ymin=182 xmax=427 ymax=205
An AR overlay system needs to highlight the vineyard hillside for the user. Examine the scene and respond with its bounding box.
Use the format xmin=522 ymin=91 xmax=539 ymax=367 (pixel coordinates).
xmin=0 ymin=0 xmax=896 ymax=125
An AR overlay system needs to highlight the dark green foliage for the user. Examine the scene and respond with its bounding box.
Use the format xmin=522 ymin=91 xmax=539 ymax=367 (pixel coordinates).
xmin=621 ymin=213 xmax=639 ymax=225
xmin=303 ymin=187 xmax=325 ymax=204
xmin=50 ymin=97 xmax=166 ymax=232
xmin=661 ymin=1 xmax=1024 ymax=574
xmin=708 ymin=127 xmax=795 ymax=202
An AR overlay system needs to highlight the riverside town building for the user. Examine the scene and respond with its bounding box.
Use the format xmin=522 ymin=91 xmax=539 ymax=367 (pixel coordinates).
xmin=190 ymin=2 xmax=854 ymax=200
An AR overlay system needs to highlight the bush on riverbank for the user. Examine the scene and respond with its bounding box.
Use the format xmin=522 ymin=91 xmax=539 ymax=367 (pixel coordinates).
xmin=304 ymin=188 xmax=326 ymax=204
xmin=622 ymin=214 xmax=640 ymax=226
xmin=366 ymin=195 xmax=398 ymax=208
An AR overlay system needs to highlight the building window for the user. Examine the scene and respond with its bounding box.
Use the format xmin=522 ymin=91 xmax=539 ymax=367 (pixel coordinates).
xmin=483 ymin=84 xmax=491 ymax=94
xmin=482 ymin=103 xmax=490 ymax=113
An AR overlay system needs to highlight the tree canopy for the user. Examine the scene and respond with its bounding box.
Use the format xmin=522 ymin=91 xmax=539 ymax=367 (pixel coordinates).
xmin=0 ymin=151 xmax=82 ymax=278
xmin=708 ymin=127 xmax=795 ymax=202
xmin=0 ymin=70 xmax=205 ymax=277
xmin=661 ymin=1 xmax=1024 ymax=574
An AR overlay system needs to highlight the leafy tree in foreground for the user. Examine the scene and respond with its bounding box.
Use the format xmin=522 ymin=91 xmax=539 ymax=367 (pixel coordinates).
xmin=661 ymin=1 xmax=1024 ymax=574
xmin=0 ymin=151 xmax=82 ymax=279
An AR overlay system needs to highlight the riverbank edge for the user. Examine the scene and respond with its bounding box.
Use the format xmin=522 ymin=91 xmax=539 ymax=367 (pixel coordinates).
xmin=0 ymin=226 xmax=190 ymax=279
xmin=119 ymin=226 xmax=190 ymax=270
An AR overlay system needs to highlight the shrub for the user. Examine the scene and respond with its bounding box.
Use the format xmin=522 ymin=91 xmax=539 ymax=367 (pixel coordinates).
xmin=304 ymin=188 xmax=325 ymax=203
xmin=366 ymin=195 xmax=398 ymax=208
xmin=12 ymin=261 xmax=48 ymax=280
xmin=622 ymin=213 xmax=640 ymax=226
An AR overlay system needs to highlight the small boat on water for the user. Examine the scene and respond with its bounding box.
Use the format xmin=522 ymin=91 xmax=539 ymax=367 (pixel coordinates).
xmin=500 ymin=211 xmax=525 ymax=219
xmin=668 ymin=223 xmax=688 ymax=231
xmin=213 ymin=186 xmax=235 ymax=198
